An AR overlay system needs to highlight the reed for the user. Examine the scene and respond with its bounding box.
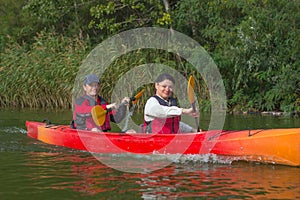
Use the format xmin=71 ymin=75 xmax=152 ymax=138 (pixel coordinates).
xmin=1 ymin=32 xmax=208 ymax=111
xmin=1 ymin=31 xmax=88 ymax=109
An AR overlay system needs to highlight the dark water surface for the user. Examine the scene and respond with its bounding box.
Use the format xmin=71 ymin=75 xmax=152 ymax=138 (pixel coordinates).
xmin=0 ymin=109 xmax=299 ymax=199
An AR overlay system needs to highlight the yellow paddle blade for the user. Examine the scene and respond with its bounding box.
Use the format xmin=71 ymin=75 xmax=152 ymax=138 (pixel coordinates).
xmin=187 ymin=75 xmax=195 ymax=104
xmin=132 ymin=89 xmax=145 ymax=104
xmin=91 ymin=105 xmax=107 ymax=126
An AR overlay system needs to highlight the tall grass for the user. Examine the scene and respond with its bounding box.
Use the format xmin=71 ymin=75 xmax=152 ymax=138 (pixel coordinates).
xmin=1 ymin=31 xmax=209 ymax=111
xmin=0 ymin=31 xmax=88 ymax=109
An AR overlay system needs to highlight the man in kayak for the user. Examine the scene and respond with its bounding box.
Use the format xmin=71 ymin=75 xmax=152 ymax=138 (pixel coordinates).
xmin=72 ymin=74 xmax=130 ymax=132
xmin=143 ymin=73 xmax=199 ymax=134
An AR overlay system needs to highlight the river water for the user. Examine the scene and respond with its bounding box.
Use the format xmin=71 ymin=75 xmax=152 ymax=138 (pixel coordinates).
xmin=0 ymin=109 xmax=299 ymax=199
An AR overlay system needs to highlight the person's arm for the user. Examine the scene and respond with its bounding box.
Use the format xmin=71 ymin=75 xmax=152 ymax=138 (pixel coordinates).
xmin=110 ymin=104 xmax=126 ymax=123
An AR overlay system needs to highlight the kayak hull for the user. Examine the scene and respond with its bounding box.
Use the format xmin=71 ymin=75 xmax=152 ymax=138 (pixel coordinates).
xmin=25 ymin=121 xmax=300 ymax=166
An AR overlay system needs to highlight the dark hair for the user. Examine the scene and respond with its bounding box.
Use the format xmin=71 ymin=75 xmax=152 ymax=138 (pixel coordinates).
xmin=155 ymin=73 xmax=175 ymax=84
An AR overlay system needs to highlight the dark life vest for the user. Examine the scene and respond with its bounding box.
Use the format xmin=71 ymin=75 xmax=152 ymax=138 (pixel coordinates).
xmin=144 ymin=95 xmax=180 ymax=134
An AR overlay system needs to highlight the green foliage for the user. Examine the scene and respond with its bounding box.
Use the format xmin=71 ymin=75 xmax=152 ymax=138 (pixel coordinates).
xmin=89 ymin=0 xmax=171 ymax=35
xmin=0 ymin=31 xmax=89 ymax=108
xmin=1 ymin=0 xmax=299 ymax=114
xmin=21 ymin=0 xmax=98 ymax=39
xmin=0 ymin=0 xmax=28 ymax=50
xmin=173 ymin=0 xmax=300 ymax=113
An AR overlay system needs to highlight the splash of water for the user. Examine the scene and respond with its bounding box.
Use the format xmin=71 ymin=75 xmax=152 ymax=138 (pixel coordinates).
xmin=1 ymin=126 xmax=27 ymax=134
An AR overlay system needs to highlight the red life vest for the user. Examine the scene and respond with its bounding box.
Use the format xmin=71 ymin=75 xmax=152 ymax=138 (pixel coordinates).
xmin=73 ymin=95 xmax=112 ymax=131
xmin=144 ymin=95 xmax=180 ymax=134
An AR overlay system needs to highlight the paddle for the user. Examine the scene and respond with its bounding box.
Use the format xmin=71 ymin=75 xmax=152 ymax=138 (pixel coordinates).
xmin=187 ymin=75 xmax=200 ymax=132
xmin=130 ymin=89 xmax=145 ymax=104
xmin=91 ymin=105 xmax=107 ymax=126
xmin=122 ymin=89 xmax=145 ymax=132
xmin=91 ymin=89 xmax=145 ymax=127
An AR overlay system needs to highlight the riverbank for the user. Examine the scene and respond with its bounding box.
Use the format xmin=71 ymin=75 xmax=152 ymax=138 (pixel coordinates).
xmin=230 ymin=110 xmax=300 ymax=117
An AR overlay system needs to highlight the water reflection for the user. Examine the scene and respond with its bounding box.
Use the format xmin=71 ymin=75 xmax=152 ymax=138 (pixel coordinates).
xmin=25 ymin=151 xmax=300 ymax=199
xmin=138 ymin=164 xmax=300 ymax=199
xmin=1 ymin=109 xmax=300 ymax=199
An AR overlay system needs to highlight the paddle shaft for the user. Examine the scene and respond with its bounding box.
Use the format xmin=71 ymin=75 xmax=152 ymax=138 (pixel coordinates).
xmin=121 ymin=104 xmax=136 ymax=132
xmin=121 ymin=90 xmax=144 ymax=132
xmin=188 ymin=76 xmax=200 ymax=132
xmin=191 ymin=101 xmax=200 ymax=132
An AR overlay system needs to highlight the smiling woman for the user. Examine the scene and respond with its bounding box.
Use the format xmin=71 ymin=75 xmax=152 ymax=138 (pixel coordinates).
xmin=143 ymin=73 xmax=199 ymax=134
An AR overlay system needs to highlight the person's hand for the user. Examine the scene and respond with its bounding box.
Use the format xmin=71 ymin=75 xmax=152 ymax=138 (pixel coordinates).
xmin=190 ymin=109 xmax=199 ymax=117
xmin=91 ymin=127 xmax=102 ymax=132
xmin=121 ymin=97 xmax=130 ymax=106
xmin=107 ymin=103 xmax=117 ymax=110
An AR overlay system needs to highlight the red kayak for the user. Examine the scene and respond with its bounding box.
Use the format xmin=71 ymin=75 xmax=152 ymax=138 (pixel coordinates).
xmin=25 ymin=121 xmax=300 ymax=167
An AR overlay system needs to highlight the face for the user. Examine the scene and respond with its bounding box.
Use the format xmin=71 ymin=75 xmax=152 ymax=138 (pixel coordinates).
xmin=83 ymin=82 xmax=100 ymax=97
xmin=155 ymin=79 xmax=174 ymax=100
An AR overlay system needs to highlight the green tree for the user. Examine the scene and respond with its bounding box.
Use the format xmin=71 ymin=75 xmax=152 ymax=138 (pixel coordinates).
xmin=88 ymin=0 xmax=173 ymax=35
xmin=21 ymin=0 xmax=98 ymax=40
xmin=173 ymin=0 xmax=300 ymax=113
xmin=1 ymin=0 xmax=299 ymax=112
xmin=0 ymin=0 xmax=27 ymax=49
